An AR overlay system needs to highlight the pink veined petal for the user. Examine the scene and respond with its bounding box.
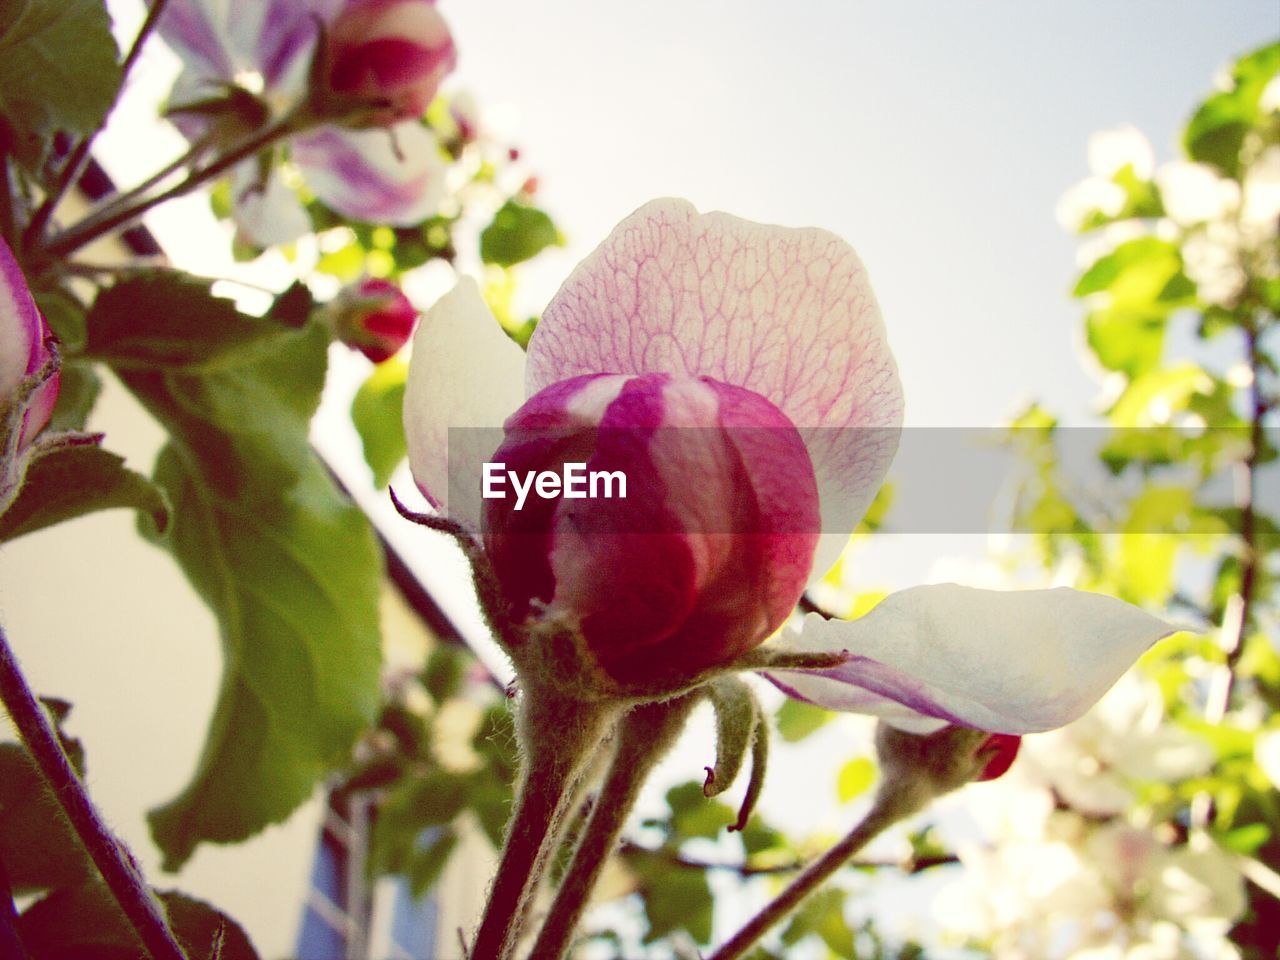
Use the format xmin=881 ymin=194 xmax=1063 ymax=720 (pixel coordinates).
xmin=526 ymin=199 xmax=903 ymax=582
xmin=292 ymin=123 xmax=446 ymax=225
xmin=763 ymin=584 xmax=1175 ymax=735
xmin=151 ymin=0 xmax=235 ymax=80
xmin=403 ymin=278 xmax=526 ymax=525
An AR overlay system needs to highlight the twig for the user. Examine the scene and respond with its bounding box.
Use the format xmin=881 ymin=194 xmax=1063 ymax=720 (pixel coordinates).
xmin=0 ymin=621 xmax=188 ymax=960
xmin=618 ymin=840 xmax=958 ymax=877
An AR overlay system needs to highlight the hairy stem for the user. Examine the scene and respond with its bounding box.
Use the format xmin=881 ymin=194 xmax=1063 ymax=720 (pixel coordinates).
xmin=23 ymin=0 xmax=175 ymax=247
xmin=0 ymin=622 xmax=188 ymax=960
xmin=708 ymin=778 xmax=927 ymax=960
xmin=469 ymin=688 xmax=620 ymax=960
xmin=531 ymin=694 xmax=701 ymax=960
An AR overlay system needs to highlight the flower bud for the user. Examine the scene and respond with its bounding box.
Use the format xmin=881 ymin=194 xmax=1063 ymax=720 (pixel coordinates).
xmin=1 ymin=236 xmax=59 ymax=451
xmin=483 ymin=372 xmax=820 ymax=687
xmin=325 ymin=0 xmax=456 ymax=126
xmin=328 ymin=278 xmax=419 ymax=363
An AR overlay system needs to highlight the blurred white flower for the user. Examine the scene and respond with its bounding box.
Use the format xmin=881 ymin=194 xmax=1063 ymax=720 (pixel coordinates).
xmin=1256 ymin=728 xmax=1280 ymax=789
xmin=1182 ymin=221 xmax=1248 ymax=307
xmin=1020 ymin=672 xmax=1214 ymax=817
xmin=1058 ymin=176 xmax=1128 ymax=232
xmin=1090 ymin=125 xmax=1157 ymax=179
xmin=1155 ymin=162 xmax=1240 ymax=227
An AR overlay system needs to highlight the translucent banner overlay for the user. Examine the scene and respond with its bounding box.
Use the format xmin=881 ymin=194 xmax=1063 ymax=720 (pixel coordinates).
xmin=444 ymin=427 xmax=1279 ymax=535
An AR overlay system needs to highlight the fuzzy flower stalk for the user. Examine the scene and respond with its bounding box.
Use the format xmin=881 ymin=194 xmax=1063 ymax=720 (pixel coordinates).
xmin=398 ymin=199 xmax=1174 ymax=957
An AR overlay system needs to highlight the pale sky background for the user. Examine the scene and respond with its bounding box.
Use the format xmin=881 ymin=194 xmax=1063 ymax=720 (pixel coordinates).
xmin=6 ymin=4 xmax=1276 ymax=956
xmin=439 ymin=0 xmax=1277 ymax=427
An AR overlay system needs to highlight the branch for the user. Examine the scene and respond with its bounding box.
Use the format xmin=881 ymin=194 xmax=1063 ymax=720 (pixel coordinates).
xmin=618 ymin=840 xmax=958 ymax=878
xmin=0 ymin=622 xmax=188 ymax=960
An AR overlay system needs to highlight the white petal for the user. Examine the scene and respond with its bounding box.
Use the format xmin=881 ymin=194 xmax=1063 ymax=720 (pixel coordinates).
xmin=403 ymin=278 xmax=526 ymax=526
xmin=764 ymin=584 xmax=1174 ymax=734
xmin=229 ymin=164 xmax=312 ymax=247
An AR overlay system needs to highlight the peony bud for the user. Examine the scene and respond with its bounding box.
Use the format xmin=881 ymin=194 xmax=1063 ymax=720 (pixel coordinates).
xmin=1 ymin=236 xmax=59 ymax=452
xmin=482 ymin=372 xmax=821 ymax=686
xmin=325 ymin=0 xmax=456 ymax=127
xmin=328 ymin=278 xmax=419 ymax=363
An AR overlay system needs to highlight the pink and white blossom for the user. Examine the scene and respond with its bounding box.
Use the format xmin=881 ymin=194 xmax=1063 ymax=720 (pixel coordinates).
xmin=403 ymin=199 xmax=1170 ymax=719
xmin=1 ymin=236 xmax=58 ymax=452
xmin=153 ymin=0 xmax=450 ymax=245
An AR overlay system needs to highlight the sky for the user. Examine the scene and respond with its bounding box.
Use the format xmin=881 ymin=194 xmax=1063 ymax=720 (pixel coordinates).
xmin=439 ymin=1 xmax=1277 ymax=426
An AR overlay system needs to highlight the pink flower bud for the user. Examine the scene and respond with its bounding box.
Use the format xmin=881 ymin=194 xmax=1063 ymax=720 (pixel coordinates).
xmin=1 ymin=236 xmax=59 ymax=450
xmin=326 ymin=0 xmax=456 ymax=126
xmin=483 ymin=372 xmax=821 ymax=686
xmin=330 ymin=278 xmax=419 ymax=363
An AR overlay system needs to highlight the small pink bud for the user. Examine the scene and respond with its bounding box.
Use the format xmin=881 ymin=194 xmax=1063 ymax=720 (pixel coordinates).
xmin=483 ymin=373 xmax=821 ymax=686
xmin=329 ymin=278 xmax=419 ymax=363
xmin=1 ymin=236 xmax=59 ymax=450
xmin=326 ymin=0 xmax=456 ymax=127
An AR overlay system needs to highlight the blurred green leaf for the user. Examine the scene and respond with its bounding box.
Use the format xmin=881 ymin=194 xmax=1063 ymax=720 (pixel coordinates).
xmin=0 ymin=0 xmax=121 ymax=167
xmin=1184 ymin=41 xmax=1280 ymax=177
xmin=836 ymin=756 xmax=877 ymax=803
xmin=775 ymin=698 xmax=833 ymax=743
xmin=118 ymin=323 xmax=382 ymax=870
xmin=0 ymin=442 xmax=169 ymax=544
xmin=480 ymin=200 xmax=564 ymax=267
xmin=667 ymin=781 xmax=735 ymax=840
xmin=351 ymin=356 xmax=408 ymax=488
xmin=781 ymin=887 xmax=856 ymax=959
xmin=631 ymin=851 xmax=715 ymax=945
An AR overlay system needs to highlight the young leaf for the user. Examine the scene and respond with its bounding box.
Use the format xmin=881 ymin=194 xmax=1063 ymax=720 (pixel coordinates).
xmin=117 ymin=324 xmax=382 ymax=869
xmin=0 ymin=742 xmax=94 ymax=895
xmin=0 ymin=442 xmax=169 ymax=544
xmin=350 ymin=357 xmax=408 ymax=487
xmin=0 ymin=0 xmax=121 ymax=167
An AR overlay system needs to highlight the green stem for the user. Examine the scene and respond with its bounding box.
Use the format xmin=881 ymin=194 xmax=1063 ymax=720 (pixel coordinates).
xmin=708 ymin=778 xmax=928 ymax=960
xmin=72 ymin=135 xmax=215 ymax=233
xmin=23 ymin=0 xmax=176 ymax=248
xmin=0 ymin=622 xmax=188 ymax=960
xmin=531 ymin=694 xmax=701 ymax=960
xmin=37 ymin=114 xmax=302 ymax=263
xmin=469 ymin=687 xmax=620 ymax=960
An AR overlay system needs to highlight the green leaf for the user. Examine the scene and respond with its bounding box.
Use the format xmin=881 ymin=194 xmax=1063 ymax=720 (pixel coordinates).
xmin=19 ymin=885 xmax=260 ymax=960
xmin=85 ymin=273 xmax=292 ymax=370
xmin=781 ymin=887 xmax=856 ymax=958
xmin=666 ymin=781 xmax=735 ymax=840
xmin=1183 ymin=41 xmax=1280 ymax=177
xmin=45 ymin=361 xmax=100 ymax=432
xmin=631 ymin=853 xmax=715 ymax=945
xmin=117 ymin=324 xmax=382 ymax=869
xmin=0 ymin=442 xmax=169 ymax=543
xmin=0 ymin=0 xmax=121 ymax=167
xmin=33 ymin=287 xmax=87 ymax=351
xmin=775 ymin=698 xmax=833 ymax=743
xmin=836 ymin=756 xmax=876 ymax=803
xmin=351 ymin=356 xmax=408 ymax=487
xmin=0 ymin=741 xmax=93 ymax=895
xmin=480 ymin=200 xmax=564 ymax=267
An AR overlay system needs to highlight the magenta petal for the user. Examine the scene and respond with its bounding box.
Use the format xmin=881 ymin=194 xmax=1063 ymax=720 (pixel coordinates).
xmin=1 ymin=237 xmax=58 ymax=447
xmin=527 ymin=199 xmax=903 ymax=578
